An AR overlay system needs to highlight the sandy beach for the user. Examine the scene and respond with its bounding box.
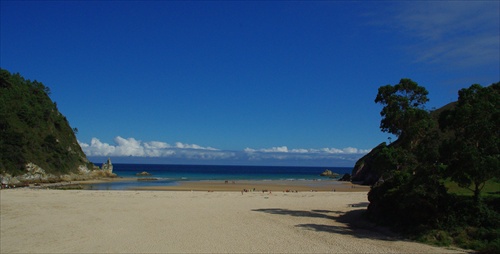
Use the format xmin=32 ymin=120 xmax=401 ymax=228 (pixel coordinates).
xmin=1 ymin=188 xmax=466 ymax=253
xmin=132 ymin=179 xmax=372 ymax=192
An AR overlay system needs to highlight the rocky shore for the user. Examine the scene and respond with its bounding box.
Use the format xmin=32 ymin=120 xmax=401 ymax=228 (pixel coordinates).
xmin=0 ymin=159 xmax=116 ymax=189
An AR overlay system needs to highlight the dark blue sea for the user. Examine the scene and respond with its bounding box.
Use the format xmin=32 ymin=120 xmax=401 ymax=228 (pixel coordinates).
xmin=86 ymin=163 xmax=352 ymax=190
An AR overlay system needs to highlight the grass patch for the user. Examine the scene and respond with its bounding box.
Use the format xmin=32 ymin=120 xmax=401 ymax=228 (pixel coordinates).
xmin=445 ymin=179 xmax=500 ymax=197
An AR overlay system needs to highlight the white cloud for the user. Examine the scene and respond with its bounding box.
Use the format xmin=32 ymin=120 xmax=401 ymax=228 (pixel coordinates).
xmin=176 ymin=149 xmax=236 ymax=160
xmin=290 ymin=148 xmax=309 ymax=153
xmin=244 ymin=146 xmax=370 ymax=155
xmin=114 ymin=137 xmax=145 ymax=156
xmin=78 ymin=137 xmax=116 ymax=156
xmin=320 ymin=148 xmax=343 ymax=154
xmin=241 ymin=145 xmax=371 ymax=162
xmin=243 ymin=148 xmax=256 ymax=153
xmin=78 ymin=136 xmax=220 ymax=158
xmin=260 ymin=146 xmax=289 ymax=153
xmin=144 ymin=141 xmax=170 ymax=149
xmin=79 ymin=137 xmax=371 ymax=165
xmin=174 ymin=142 xmax=218 ymax=150
xmin=78 ymin=136 xmax=236 ymax=160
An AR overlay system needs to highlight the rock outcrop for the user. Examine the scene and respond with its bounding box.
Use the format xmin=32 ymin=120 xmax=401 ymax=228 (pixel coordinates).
xmin=351 ymin=142 xmax=386 ymax=185
xmin=320 ymin=169 xmax=332 ymax=176
xmin=320 ymin=169 xmax=340 ymax=178
xmin=338 ymin=173 xmax=351 ymax=181
xmin=99 ymin=158 xmax=114 ymax=176
xmin=0 ymin=159 xmax=116 ymax=188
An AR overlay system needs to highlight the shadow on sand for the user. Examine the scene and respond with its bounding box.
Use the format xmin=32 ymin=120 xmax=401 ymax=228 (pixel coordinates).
xmin=252 ymin=202 xmax=399 ymax=241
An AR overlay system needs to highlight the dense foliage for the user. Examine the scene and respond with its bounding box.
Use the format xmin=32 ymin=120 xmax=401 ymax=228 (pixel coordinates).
xmin=0 ymin=69 xmax=90 ymax=176
xmin=440 ymin=84 xmax=500 ymax=203
xmin=367 ymin=79 xmax=499 ymax=253
xmin=374 ymin=78 xmax=431 ymax=144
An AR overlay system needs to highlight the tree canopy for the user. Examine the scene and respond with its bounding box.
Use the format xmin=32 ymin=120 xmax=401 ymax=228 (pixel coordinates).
xmin=439 ymin=82 xmax=500 ymax=202
xmin=366 ymin=79 xmax=499 ymax=253
xmin=375 ymin=78 xmax=429 ymax=139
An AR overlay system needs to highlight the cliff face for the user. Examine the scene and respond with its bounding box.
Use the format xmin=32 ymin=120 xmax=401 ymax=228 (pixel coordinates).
xmin=0 ymin=69 xmax=95 ymax=183
xmin=351 ymin=142 xmax=386 ymax=185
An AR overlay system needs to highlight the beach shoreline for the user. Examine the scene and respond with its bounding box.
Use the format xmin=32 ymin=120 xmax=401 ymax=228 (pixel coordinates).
xmin=17 ymin=176 xmax=371 ymax=193
xmin=15 ymin=177 xmax=137 ymax=190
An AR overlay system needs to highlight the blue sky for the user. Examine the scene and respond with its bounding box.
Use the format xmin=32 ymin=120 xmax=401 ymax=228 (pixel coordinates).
xmin=1 ymin=1 xmax=499 ymax=167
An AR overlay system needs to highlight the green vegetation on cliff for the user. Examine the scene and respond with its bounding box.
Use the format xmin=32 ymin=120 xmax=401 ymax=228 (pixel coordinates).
xmin=0 ymin=69 xmax=90 ymax=176
xmin=361 ymin=79 xmax=499 ymax=253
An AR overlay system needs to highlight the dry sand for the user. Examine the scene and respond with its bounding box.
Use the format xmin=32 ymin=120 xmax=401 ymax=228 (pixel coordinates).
xmin=1 ymin=188 xmax=466 ymax=253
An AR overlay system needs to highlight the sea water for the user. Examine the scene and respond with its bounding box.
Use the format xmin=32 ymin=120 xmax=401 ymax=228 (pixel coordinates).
xmin=85 ymin=163 xmax=352 ymax=190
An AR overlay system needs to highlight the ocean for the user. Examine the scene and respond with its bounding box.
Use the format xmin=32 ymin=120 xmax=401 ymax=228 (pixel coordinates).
xmin=86 ymin=163 xmax=352 ymax=190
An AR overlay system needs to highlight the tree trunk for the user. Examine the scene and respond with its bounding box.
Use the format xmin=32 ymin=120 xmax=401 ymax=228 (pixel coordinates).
xmin=473 ymin=183 xmax=481 ymax=203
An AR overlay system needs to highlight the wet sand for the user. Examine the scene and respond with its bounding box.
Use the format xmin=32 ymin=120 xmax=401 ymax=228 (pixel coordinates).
xmin=133 ymin=180 xmax=371 ymax=192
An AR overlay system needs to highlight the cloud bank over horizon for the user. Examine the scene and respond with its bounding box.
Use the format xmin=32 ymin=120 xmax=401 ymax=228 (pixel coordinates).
xmin=79 ymin=136 xmax=371 ymax=167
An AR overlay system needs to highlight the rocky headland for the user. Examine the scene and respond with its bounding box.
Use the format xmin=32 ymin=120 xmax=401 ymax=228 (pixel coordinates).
xmin=0 ymin=69 xmax=116 ymax=188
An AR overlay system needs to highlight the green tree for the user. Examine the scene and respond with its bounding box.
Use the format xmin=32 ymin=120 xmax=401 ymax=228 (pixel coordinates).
xmin=372 ymin=145 xmax=416 ymax=178
xmin=375 ymin=78 xmax=431 ymax=150
xmin=369 ymin=79 xmax=450 ymax=232
xmin=440 ymin=83 xmax=500 ymax=203
xmin=365 ymin=80 xmax=499 ymax=252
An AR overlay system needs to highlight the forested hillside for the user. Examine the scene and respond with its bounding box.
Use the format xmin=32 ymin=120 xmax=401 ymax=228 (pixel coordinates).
xmin=0 ymin=69 xmax=91 ymax=176
xmin=357 ymin=79 xmax=499 ymax=253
